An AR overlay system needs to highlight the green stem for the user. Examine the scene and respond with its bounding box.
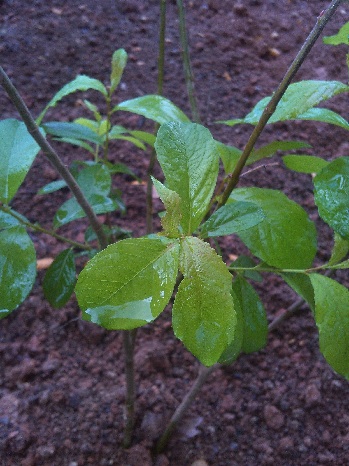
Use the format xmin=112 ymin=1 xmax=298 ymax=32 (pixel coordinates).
xmin=0 ymin=203 xmax=92 ymax=250
xmin=218 ymin=0 xmax=344 ymax=207
xmin=0 ymin=66 xmax=109 ymax=250
xmin=176 ymin=0 xmax=201 ymax=123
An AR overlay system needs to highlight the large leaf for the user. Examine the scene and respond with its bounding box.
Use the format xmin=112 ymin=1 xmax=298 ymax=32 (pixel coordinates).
xmin=54 ymin=163 xmax=117 ymax=228
xmin=200 ymin=201 xmax=264 ymax=238
xmin=115 ymin=95 xmax=190 ymax=124
xmin=43 ymin=121 xmax=103 ymax=145
xmin=110 ymin=49 xmax=128 ymax=94
xmin=155 ymin=122 xmax=219 ymax=234
xmin=228 ymin=188 xmax=317 ymax=269
xmin=43 ymin=249 xmax=76 ymax=308
xmin=310 ymin=274 xmax=349 ymax=380
xmin=232 ymin=275 xmax=267 ymax=353
xmin=313 ymin=157 xmax=349 ymax=240
xmin=323 ymin=22 xmax=349 ymax=46
xmin=0 ymin=119 xmax=41 ymax=203
xmin=0 ymin=226 xmax=36 ymax=319
xmin=282 ymin=154 xmax=329 ymax=174
xmin=218 ymin=288 xmax=243 ymax=365
xmin=220 ymin=81 xmax=349 ymax=127
xmin=75 ymin=237 xmax=180 ymax=330
xmin=37 ymin=75 xmax=108 ymax=124
xmin=172 ymin=237 xmax=236 ymax=366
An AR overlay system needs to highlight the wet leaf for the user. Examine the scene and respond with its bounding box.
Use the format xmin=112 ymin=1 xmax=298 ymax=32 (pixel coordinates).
xmin=172 ymin=237 xmax=236 ymax=366
xmin=310 ymin=274 xmax=349 ymax=380
xmin=228 ymin=188 xmax=317 ymax=269
xmin=314 ymin=157 xmax=349 ymax=240
xmin=75 ymin=237 xmax=180 ymax=330
xmin=0 ymin=119 xmax=41 ymax=203
xmin=152 ymin=178 xmax=182 ymax=237
xmin=0 ymin=226 xmax=36 ymax=318
xmin=43 ymin=249 xmax=76 ymax=308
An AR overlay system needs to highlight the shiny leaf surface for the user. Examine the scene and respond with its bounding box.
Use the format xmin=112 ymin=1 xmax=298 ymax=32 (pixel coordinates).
xmin=43 ymin=249 xmax=76 ymax=308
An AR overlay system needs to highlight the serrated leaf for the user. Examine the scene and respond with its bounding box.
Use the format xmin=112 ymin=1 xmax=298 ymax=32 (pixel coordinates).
xmin=54 ymin=164 xmax=117 ymax=228
xmin=314 ymin=157 xmax=349 ymax=240
xmin=37 ymin=75 xmax=108 ymax=124
xmin=75 ymin=237 xmax=180 ymax=330
xmin=116 ymin=95 xmax=190 ymax=124
xmin=282 ymin=155 xmax=329 ymax=174
xmin=0 ymin=226 xmax=36 ymax=318
xmin=0 ymin=119 xmax=41 ymax=203
xmin=43 ymin=121 xmax=103 ymax=145
xmin=310 ymin=274 xmax=349 ymax=379
xmin=172 ymin=237 xmax=236 ymax=366
xmin=110 ymin=49 xmax=128 ymax=94
xmin=323 ymin=22 xmax=349 ymax=46
xmin=155 ymin=122 xmax=219 ymax=234
xmin=43 ymin=249 xmax=76 ymax=308
xmin=232 ymin=275 xmax=267 ymax=353
xmin=152 ymin=178 xmax=182 ymax=237
xmin=220 ymin=81 xmax=349 ymax=126
xmin=328 ymin=233 xmax=349 ymax=266
xmin=281 ymin=272 xmax=315 ymax=311
xmin=228 ymin=188 xmax=317 ymax=269
xmin=200 ymin=201 xmax=264 ymax=238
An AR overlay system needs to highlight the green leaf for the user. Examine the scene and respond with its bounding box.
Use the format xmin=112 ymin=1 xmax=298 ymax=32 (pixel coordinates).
xmin=172 ymin=237 xmax=236 ymax=366
xmin=75 ymin=237 xmax=180 ymax=330
xmin=155 ymin=122 xmax=219 ymax=234
xmin=116 ymin=95 xmax=190 ymax=124
xmin=281 ymin=273 xmax=315 ymax=311
xmin=310 ymin=274 xmax=349 ymax=379
xmin=104 ymin=161 xmax=138 ymax=179
xmin=232 ymin=275 xmax=267 ymax=353
xmin=218 ymin=288 xmax=243 ymax=364
xmin=220 ymin=81 xmax=349 ymax=126
xmin=230 ymin=255 xmax=263 ymax=282
xmin=43 ymin=249 xmax=76 ymax=308
xmin=152 ymin=178 xmax=182 ymax=238
xmin=249 ymin=140 xmax=311 ymax=165
xmin=43 ymin=121 xmax=103 ymax=145
xmin=54 ymin=163 xmax=117 ymax=228
xmin=323 ymin=22 xmax=349 ymax=46
xmin=200 ymin=201 xmax=264 ymax=238
xmin=295 ymin=108 xmax=349 ymax=131
xmin=328 ymin=233 xmax=349 ymax=266
xmin=110 ymin=49 xmax=128 ymax=94
xmin=129 ymin=130 xmax=156 ymax=147
xmin=0 ymin=119 xmax=41 ymax=203
xmin=0 ymin=208 xmax=25 ymax=229
xmin=38 ymin=180 xmax=67 ymax=195
xmin=327 ymin=258 xmax=349 ymax=269
xmin=109 ymin=134 xmax=146 ymax=150
xmin=283 ymin=155 xmax=329 ymax=174
xmin=0 ymin=226 xmax=36 ymax=318
xmin=228 ymin=188 xmax=317 ymax=269
xmin=216 ymin=142 xmax=242 ymax=174
xmin=37 ymin=75 xmax=108 ymax=124
xmin=314 ymin=157 xmax=349 ymax=240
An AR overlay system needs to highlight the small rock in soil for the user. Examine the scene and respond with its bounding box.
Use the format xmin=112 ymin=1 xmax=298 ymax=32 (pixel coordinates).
xmin=263 ymin=404 xmax=285 ymax=430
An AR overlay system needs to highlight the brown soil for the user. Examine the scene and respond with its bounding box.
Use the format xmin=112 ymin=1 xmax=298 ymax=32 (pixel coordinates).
xmin=1 ymin=1 xmax=349 ymax=465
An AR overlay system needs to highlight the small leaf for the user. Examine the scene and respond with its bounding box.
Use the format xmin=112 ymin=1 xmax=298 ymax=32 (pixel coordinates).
xmin=323 ymin=22 xmax=349 ymax=46
xmin=216 ymin=142 xmax=242 ymax=173
xmin=129 ymin=130 xmax=156 ymax=147
xmin=200 ymin=201 xmax=264 ymax=238
xmin=0 ymin=226 xmax=36 ymax=318
xmin=37 ymin=75 xmax=108 ymax=124
xmin=232 ymin=275 xmax=267 ymax=353
xmin=38 ymin=180 xmax=67 ymax=195
xmin=116 ymin=95 xmax=190 ymax=124
xmin=283 ymin=155 xmax=329 ymax=174
xmin=155 ymin=122 xmax=219 ymax=234
xmin=310 ymin=274 xmax=349 ymax=379
xmin=281 ymin=272 xmax=315 ymax=311
xmin=0 ymin=119 xmax=41 ymax=203
xmin=0 ymin=208 xmax=25 ymax=229
xmin=295 ymin=107 xmax=349 ymax=131
xmin=249 ymin=140 xmax=311 ymax=165
xmin=75 ymin=237 xmax=180 ymax=330
xmin=152 ymin=178 xmax=182 ymax=238
xmin=54 ymin=164 xmax=117 ymax=228
xmin=43 ymin=121 xmax=103 ymax=145
xmin=228 ymin=188 xmax=317 ymax=269
xmin=328 ymin=233 xmax=349 ymax=266
xmin=43 ymin=249 xmax=76 ymax=308
xmin=327 ymin=258 xmax=349 ymax=269
xmin=314 ymin=157 xmax=349 ymax=240
xmin=172 ymin=237 xmax=236 ymax=366
xmin=110 ymin=49 xmax=128 ymax=94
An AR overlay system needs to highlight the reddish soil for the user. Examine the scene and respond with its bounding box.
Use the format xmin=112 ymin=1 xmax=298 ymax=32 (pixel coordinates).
xmin=1 ymin=1 xmax=349 ymax=465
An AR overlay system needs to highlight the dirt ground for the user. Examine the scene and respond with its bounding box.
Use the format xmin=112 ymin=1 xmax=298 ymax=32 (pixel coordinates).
xmin=1 ymin=1 xmax=349 ymax=465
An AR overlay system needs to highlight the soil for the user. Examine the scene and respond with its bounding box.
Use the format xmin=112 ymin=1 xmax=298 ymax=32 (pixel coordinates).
xmin=1 ymin=1 xmax=349 ymax=465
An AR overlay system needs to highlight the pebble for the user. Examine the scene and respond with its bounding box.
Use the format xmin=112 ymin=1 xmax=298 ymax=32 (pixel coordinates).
xmin=263 ymin=404 xmax=285 ymax=430
xmin=305 ymin=384 xmax=322 ymax=407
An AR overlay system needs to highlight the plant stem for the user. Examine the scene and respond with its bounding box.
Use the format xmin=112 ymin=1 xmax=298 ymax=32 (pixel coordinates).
xmin=0 ymin=66 xmax=109 ymax=250
xmin=123 ymin=329 xmax=137 ymax=448
xmin=218 ymin=0 xmax=344 ymax=207
xmin=176 ymin=0 xmax=201 ymax=123
xmin=0 ymin=202 xmax=92 ymax=250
